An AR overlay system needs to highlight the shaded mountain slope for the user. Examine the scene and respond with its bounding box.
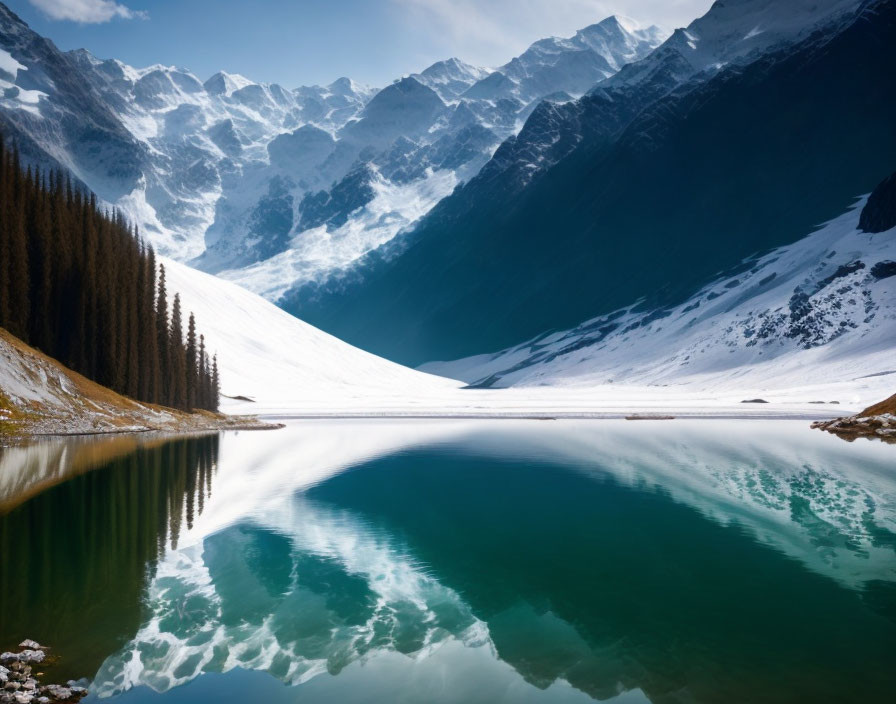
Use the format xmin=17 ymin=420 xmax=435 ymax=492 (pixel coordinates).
xmin=422 ymin=193 xmax=896 ymax=391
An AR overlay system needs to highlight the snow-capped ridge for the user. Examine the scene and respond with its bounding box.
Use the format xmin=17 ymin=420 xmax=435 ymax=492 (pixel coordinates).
xmin=608 ymin=0 xmax=861 ymax=84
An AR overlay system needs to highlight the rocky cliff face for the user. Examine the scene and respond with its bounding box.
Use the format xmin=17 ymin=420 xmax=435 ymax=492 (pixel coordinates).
xmin=860 ymin=171 xmax=896 ymax=234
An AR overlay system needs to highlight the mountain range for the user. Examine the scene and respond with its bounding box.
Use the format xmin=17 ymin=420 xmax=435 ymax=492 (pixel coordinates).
xmin=285 ymin=0 xmax=895 ymax=365
xmin=0 ymin=0 xmax=893 ymax=400
xmin=0 ymin=3 xmax=663 ymax=301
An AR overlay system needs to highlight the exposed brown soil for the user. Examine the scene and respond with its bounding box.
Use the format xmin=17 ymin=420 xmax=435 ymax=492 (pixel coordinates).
xmin=0 ymin=327 xmax=281 ymax=445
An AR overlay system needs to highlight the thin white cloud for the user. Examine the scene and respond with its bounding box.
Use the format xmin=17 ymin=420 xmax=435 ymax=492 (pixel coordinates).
xmin=391 ymin=0 xmax=711 ymax=68
xmin=28 ymin=0 xmax=147 ymax=23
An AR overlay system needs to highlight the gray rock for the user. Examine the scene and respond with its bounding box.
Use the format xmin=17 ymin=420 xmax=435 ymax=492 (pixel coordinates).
xmin=13 ymin=693 xmax=32 ymax=704
xmin=42 ymin=686 xmax=71 ymax=700
xmin=12 ymin=654 xmax=41 ymax=666
xmin=16 ymin=643 xmax=40 ymax=652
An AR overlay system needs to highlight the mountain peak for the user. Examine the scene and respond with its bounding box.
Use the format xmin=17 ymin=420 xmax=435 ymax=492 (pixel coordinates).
xmin=389 ymin=75 xmax=433 ymax=93
xmin=328 ymin=76 xmax=356 ymax=93
xmin=413 ymin=57 xmax=489 ymax=100
xmin=204 ymin=70 xmax=254 ymax=96
xmin=592 ymin=14 xmax=640 ymax=32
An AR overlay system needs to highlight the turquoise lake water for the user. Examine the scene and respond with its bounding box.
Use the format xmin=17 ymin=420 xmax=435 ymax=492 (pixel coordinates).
xmin=1 ymin=420 xmax=894 ymax=703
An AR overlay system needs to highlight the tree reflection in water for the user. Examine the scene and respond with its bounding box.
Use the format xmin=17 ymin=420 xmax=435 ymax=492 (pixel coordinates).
xmin=0 ymin=434 xmax=219 ymax=681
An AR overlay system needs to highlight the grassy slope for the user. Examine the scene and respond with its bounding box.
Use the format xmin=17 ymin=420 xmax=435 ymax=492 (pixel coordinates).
xmin=861 ymin=393 xmax=896 ymax=417
xmin=0 ymin=327 xmax=270 ymax=441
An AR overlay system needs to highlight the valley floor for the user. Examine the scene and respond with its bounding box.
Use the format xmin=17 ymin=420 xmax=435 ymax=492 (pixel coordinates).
xmin=219 ymin=372 xmax=884 ymax=421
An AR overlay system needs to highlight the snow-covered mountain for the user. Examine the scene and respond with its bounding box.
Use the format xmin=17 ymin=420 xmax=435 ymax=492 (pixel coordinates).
xmin=287 ymin=0 xmax=894 ymax=366
xmin=467 ymin=16 xmax=665 ymax=104
xmin=64 ymin=54 xmax=375 ymax=262
xmin=422 ymin=189 xmax=896 ymax=395
xmin=0 ymin=3 xmax=144 ymax=202
xmin=0 ymin=3 xmax=664 ymax=298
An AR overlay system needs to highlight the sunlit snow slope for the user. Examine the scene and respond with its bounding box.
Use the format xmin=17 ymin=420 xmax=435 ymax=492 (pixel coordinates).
xmin=163 ymin=257 xmax=462 ymax=414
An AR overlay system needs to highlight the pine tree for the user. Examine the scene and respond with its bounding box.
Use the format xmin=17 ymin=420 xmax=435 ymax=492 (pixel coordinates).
xmin=0 ymin=134 xmax=9 ymax=328
xmin=169 ymin=294 xmax=187 ymax=410
xmin=197 ymin=335 xmax=208 ymax=410
xmin=156 ymin=264 xmax=170 ymax=405
xmin=120 ymin=225 xmax=140 ymax=398
xmin=139 ymin=245 xmax=161 ymax=404
xmin=50 ymin=167 xmax=76 ymax=365
xmin=211 ymin=354 xmax=220 ymax=412
xmin=6 ymin=157 xmax=30 ymax=341
xmin=26 ymin=167 xmax=53 ymax=351
xmin=186 ymin=313 xmax=198 ymax=411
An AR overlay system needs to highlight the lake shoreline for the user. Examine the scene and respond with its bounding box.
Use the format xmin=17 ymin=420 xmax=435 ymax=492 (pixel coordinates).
xmin=1 ymin=415 xmax=282 ymax=447
xmin=254 ymin=410 xmax=840 ymax=421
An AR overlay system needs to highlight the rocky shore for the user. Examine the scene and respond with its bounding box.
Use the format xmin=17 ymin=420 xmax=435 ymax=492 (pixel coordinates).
xmin=812 ymin=413 xmax=896 ymax=443
xmin=812 ymin=393 xmax=896 ymax=443
xmin=0 ymin=641 xmax=87 ymax=703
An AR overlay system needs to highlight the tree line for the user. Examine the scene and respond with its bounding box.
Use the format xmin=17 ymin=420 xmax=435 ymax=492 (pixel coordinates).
xmin=0 ymin=134 xmax=219 ymax=412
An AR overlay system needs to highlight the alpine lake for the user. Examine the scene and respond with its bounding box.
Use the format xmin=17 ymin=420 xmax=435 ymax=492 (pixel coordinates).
xmin=1 ymin=419 xmax=894 ymax=704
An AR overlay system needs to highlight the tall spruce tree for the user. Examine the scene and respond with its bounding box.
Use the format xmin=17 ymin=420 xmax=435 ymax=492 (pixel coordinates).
xmin=186 ymin=313 xmax=198 ymax=411
xmin=0 ymin=135 xmax=9 ymax=327
xmin=211 ymin=355 xmax=220 ymax=411
xmin=6 ymin=157 xmax=30 ymax=341
xmin=139 ymin=245 xmax=161 ymax=404
xmin=169 ymin=294 xmax=187 ymax=410
xmin=156 ymin=264 xmax=170 ymax=405
xmin=197 ymin=335 xmax=208 ymax=410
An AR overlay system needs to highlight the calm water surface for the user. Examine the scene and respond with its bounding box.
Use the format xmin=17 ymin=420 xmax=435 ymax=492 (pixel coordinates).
xmin=1 ymin=420 xmax=894 ymax=704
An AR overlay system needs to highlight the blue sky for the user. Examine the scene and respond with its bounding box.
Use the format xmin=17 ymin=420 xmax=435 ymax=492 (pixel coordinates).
xmin=6 ymin=0 xmax=713 ymax=87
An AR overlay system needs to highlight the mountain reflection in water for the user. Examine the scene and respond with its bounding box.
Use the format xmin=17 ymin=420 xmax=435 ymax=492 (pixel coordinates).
xmin=0 ymin=421 xmax=894 ymax=703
